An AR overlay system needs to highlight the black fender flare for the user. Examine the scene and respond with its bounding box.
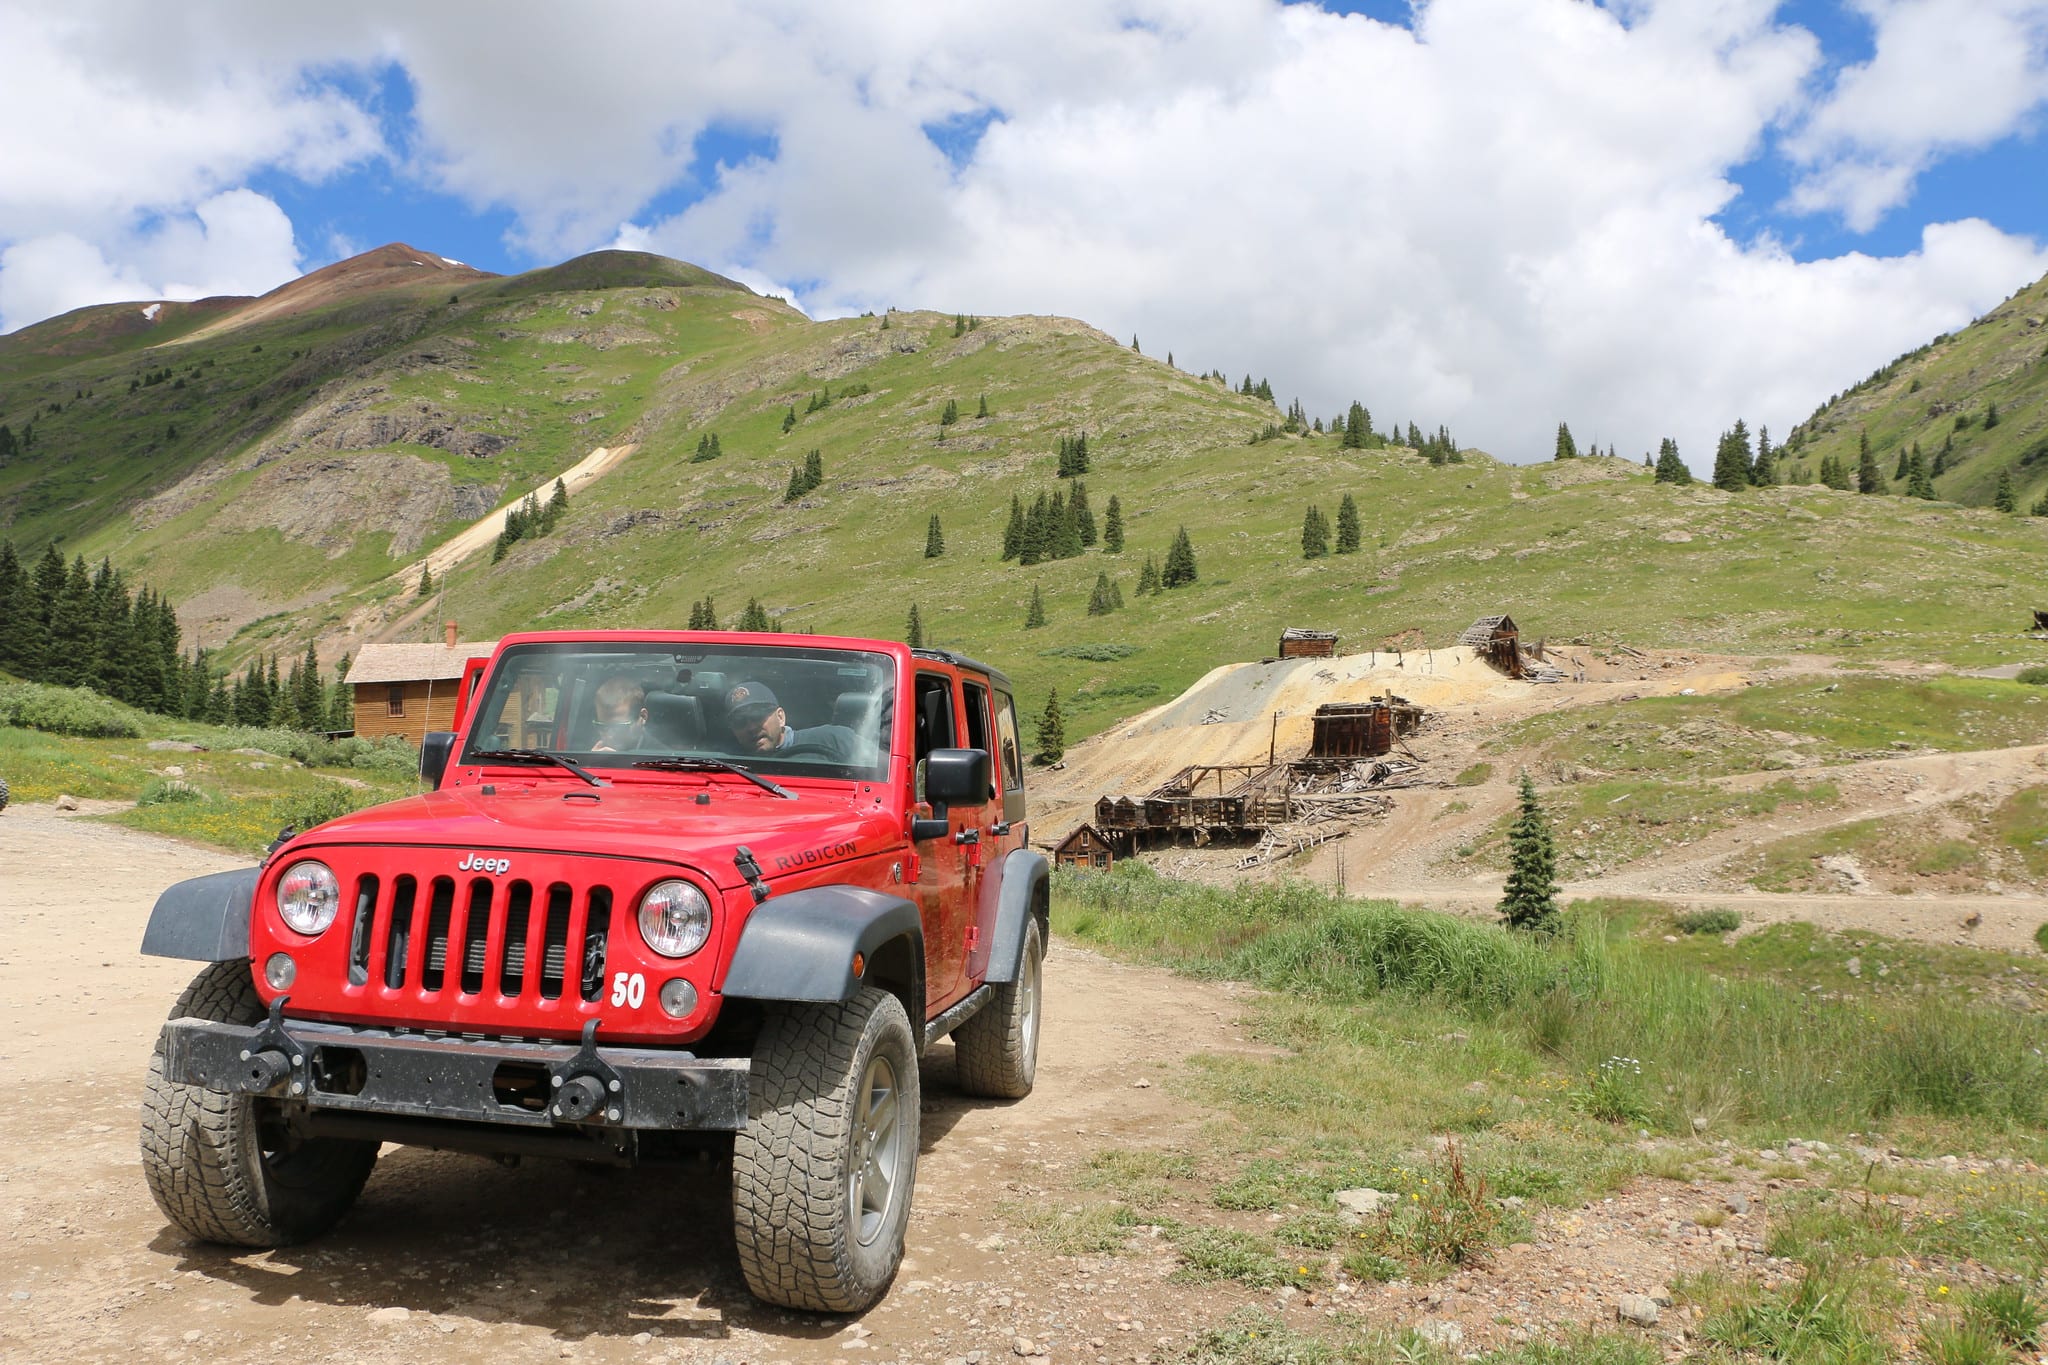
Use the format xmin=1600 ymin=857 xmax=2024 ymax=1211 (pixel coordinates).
xmin=140 ymin=867 xmax=260 ymax=962
xmin=983 ymin=848 xmax=1050 ymax=984
xmin=722 ymin=885 xmax=924 ymax=1021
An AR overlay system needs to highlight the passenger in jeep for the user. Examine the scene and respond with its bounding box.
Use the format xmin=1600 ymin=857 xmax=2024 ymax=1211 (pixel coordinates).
xmin=725 ymin=680 xmax=864 ymax=762
xmin=589 ymin=674 xmax=650 ymax=753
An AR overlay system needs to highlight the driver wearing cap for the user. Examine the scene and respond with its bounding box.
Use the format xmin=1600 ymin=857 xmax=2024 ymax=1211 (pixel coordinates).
xmin=724 ymin=681 xmax=864 ymax=762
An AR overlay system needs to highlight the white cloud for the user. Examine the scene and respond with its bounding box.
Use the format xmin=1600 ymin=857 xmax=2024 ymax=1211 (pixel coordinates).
xmin=2 ymin=0 xmax=2045 ymax=474
xmin=1784 ymin=0 xmax=2048 ymax=228
xmin=0 ymin=190 xmax=301 ymax=331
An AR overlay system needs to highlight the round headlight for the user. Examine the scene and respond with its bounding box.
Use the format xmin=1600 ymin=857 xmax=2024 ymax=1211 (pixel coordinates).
xmin=276 ymin=860 xmax=341 ymax=936
xmin=638 ymin=880 xmax=712 ymax=958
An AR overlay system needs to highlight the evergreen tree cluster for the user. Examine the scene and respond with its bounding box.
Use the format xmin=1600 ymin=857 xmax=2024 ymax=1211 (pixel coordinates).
xmin=784 ymin=449 xmax=825 ymax=501
xmin=799 ymin=381 xmax=871 ymax=418
xmin=1002 ymin=481 xmax=1097 ymax=564
xmin=0 ymin=542 xmax=350 ymax=730
xmin=1653 ymin=438 xmax=1692 ymax=485
xmin=687 ymin=596 xmax=720 ymax=630
xmin=1337 ymin=401 xmax=1384 ymax=450
xmin=924 ymin=514 xmax=945 ymax=558
xmin=1300 ymin=504 xmax=1331 ymax=559
xmin=1415 ymin=424 xmax=1462 ymax=464
xmin=939 ymin=398 xmax=959 ymax=428
xmin=735 ymin=597 xmax=775 ymax=631
xmin=492 ymin=479 xmax=569 ymax=562
xmin=691 ymin=432 xmax=725 ymax=462
xmin=1554 ymin=422 xmax=1579 ymax=461
xmin=1055 ymin=432 xmax=1090 ymax=476
xmin=1085 ymin=571 xmax=1124 ymax=616
xmin=951 ymin=314 xmax=981 ymax=336
xmin=1238 ymin=375 xmax=1276 ymax=402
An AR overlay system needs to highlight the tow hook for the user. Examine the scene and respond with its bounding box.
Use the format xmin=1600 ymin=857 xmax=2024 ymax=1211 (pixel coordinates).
xmin=549 ymin=1019 xmax=625 ymax=1125
xmin=234 ymin=994 xmax=307 ymax=1097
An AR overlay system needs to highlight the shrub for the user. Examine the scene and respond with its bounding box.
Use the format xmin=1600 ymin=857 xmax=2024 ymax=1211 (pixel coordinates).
xmin=1673 ymin=908 xmax=1741 ymax=935
xmin=0 ymin=683 xmax=145 ymax=738
xmin=1040 ymin=642 xmax=1140 ymax=661
xmin=270 ymin=783 xmax=380 ymax=836
xmin=137 ymin=777 xmax=203 ymax=806
xmin=1965 ymin=1282 xmax=2043 ymax=1349
xmin=2017 ymin=665 xmax=2048 ymax=686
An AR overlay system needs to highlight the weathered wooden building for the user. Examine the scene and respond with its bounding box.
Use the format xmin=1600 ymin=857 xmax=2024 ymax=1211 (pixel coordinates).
xmin=1277 ymin=627 xmax=1338 ymax=659
xmin=345 ymin=625 xmax=496 ymax=745
xmin=1053 ymin=824 xmax=1117 ymax=871
xmin=1459 ymin=614 xmax=1525 ymax=678
xmin=1306 ymin=695 xmax=1425 ymax=759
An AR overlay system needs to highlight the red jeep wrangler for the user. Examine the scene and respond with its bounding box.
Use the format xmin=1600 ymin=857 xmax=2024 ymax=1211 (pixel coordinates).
xmin=139 ymin=631 xmax=1048 ymax=1312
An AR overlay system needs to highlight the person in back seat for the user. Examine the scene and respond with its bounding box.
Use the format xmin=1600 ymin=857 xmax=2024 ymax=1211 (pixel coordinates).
xmin=590 ymin=674 xmax=650 ymax=753
xmin=724 ymin=681 xmax=864 ymax=762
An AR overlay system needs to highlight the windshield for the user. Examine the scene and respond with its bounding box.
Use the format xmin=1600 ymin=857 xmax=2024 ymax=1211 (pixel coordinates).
xmin=459 ymin=641 xmax=894 ymax=782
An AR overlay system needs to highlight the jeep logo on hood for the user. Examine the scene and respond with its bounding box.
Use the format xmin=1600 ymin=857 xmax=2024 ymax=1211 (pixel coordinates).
xmin=457 ymin=853 xmax=511 ymax=875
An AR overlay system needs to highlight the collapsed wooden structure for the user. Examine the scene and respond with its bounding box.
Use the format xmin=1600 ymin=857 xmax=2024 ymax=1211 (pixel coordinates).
xmin=1459 ymin=614 xmax=1525 ymax=678
xmin=1306 ymin=694 xmax=1423 ymax=760
xmin=1277 ymin=627 xmax=1339 ymax=659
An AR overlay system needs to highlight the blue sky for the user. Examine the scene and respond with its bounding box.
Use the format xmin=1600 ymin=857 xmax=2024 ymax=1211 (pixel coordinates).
xmin=2 ymin=0 xmax=2044 ymax=468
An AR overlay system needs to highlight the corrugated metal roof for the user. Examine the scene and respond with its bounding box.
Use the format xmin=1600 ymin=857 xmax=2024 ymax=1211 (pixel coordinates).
xmin=345 ymin=641 xmax=495 ymax=685
xmin=1279 ymin=627 xmax=1338 ymax=641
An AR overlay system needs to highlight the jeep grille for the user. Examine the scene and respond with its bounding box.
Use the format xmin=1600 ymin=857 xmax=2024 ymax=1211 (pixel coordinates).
xmin=343 ymin=872 xmax=612 ymax=1004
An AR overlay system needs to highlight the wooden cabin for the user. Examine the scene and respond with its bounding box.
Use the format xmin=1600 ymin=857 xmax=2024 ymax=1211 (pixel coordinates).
xmin=1308 ymin=694 xmax=1427 ymax=760
xmin=1458 ymin=614 xmax=1525 ymax=678
xmin=1054 ymin=824 xmax=1117 ymax=871
xmin=1277 ymin=627 xmax=1338 ymax=659
xmin=346 ymin=625 xmax=496 ymax=745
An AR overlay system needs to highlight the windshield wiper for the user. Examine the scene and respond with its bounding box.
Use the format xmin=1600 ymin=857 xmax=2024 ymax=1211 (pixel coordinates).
xmin=468 ymin=748 xmax=604 ymax=787
xmin=632 ymin=756 xmax=797 ymax=799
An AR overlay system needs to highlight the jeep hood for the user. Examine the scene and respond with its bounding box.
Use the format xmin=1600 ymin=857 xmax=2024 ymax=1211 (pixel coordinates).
xmin=282 ymin=781 xmax=897 ymax=891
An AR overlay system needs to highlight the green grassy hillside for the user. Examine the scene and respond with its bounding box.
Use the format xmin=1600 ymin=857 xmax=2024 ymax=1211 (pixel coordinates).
xmin=4 ymin=248 xmax=2048 ymax=748
xmin=1783 ymin=270 xmax=2048 ymax=507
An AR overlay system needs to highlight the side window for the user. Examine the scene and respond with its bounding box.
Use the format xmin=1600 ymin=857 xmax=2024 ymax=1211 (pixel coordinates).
xmin=387 ymin=684 xmax=406 ymax=717
xmin=913 ymin=673 xmax=956 ymax=803
xmin=962 ymin=681 xmax=992 ymax=755
xmin=992 ymin=689 xmax=1023 ymax=789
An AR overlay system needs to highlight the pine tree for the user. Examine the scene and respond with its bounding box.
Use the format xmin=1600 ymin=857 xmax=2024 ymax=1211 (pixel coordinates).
xmin=1087 ymin=572 xmax=1114 ymax=616
xmin=1002 ymin=494 xmax=1026 ymax=560
xmin=804 ymin=448 xmax=823 ymax=490
xmin=1994 ymin=469 xmax=2017 ymax=513
xmin=737 ymin=597 xmax=772 ymax=631
xmin=1103 ymin=495 xmax=1125 ymax=553
xmin=1334 ymin=493 xmax=1361 ymax=553
xmin=1857 ymin=430 xmax=1883 ymax=494
xmin=940 ymin=398 xmax=959 ymax=427
xmin=1020 ymin=492 xmax=1051 ymax=565
xmin=1301 ymin=505 xmax=1330 ymax=559
xmin=1654 ymin=437 xmax=1691 ymax=485
xmin=1135 ymin=555 xmax=1161 ymax=595
xmin=1752 ymin=426 xmax=1775 ymax=486
xmin=1162 ymin=526 xmax=1198 ymax=588
xmin=1934 ymin=434 xmax=1954 ymax=476
xmin=905 ymin=604 xmax=924 ymax=648
xmin=782 ymin=405 xmax=796 ymax=433
xmin=1025 ymin=584 xmax=1046 ymax=628
xmin=1554 ymin=422 xmax=1579 ymax=460
xmin=786 ymin=465 xmax=808 ymax=501
xmin=1131 ymin=334 xmax=1140 ymax=352
xmin=1712 ymin=426 xmax=1750 ymax=491
xmin=1034 ymin=688 xmax=1065 ymax=764
xmin=1893 ymin=446 xmax=1911 ymax=482
xmin=1070 ymin=479 xmax=1097 ymax=547
xmin=1907 ymin=449 xmax=1935 ymax=499
xmin=1498 ymin=773 xmax=1561 ymax=933
xmin=688 ymin=596 xmax=719 ymax=630
xmin=976 ymin=393 xmax=989 ymax=419
xmin=924 ymin=514 xmax=945 ymax=558
xmin=1342 ymin=400 xmax=1371 ymax=450
xmin=1985 ymin=401 xmax=2001 ymax=429
xmin=416 ymin=563 xmax=433 ymax=598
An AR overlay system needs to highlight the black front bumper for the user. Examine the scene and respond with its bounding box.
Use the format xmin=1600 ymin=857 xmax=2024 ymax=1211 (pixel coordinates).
xmin=160 ymin=1012 xmax=752 ymax=1134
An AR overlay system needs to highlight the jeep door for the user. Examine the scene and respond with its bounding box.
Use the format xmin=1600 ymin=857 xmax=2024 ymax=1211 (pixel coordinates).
xmin=911 ymin=670 xmax=972 ymax=1011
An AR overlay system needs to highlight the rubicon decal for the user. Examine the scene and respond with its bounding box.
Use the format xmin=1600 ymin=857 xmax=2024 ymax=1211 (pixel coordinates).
xmin=457 ymin=853 xmax=511 ymax=874
xmin=773 ymin=841 xmax=858 ymax=872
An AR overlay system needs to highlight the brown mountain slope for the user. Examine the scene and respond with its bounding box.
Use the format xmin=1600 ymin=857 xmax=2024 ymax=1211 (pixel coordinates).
xmin=173 ymin=243 xmax=498 ymax=345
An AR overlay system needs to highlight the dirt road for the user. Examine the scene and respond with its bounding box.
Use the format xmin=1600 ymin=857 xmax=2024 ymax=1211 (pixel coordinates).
xmin=0 ymin=805 xmax=1258 ymax=1365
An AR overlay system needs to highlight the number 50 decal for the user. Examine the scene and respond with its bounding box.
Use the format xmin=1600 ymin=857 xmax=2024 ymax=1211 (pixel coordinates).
xmin=609 ymin=972 xmax=646 ymax=1008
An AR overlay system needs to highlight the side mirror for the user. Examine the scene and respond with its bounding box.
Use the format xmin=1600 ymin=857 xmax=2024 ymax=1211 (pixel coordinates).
xmin=913 ymin=748 xmax=989 ymax=841
xmin=420 ymin=732 xmax=458 ymax=787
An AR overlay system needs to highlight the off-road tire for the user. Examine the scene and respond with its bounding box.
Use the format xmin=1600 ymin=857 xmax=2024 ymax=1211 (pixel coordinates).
xmin=0 ymin=775 xmax=9 ymax=812
xmin=139 ymin=960 xmax=377 ymax=1247
xmin=953 ymin=919 xmax=1043 ymax=1099
xmin=732 ymin=987 xmax=920 ymax=1312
